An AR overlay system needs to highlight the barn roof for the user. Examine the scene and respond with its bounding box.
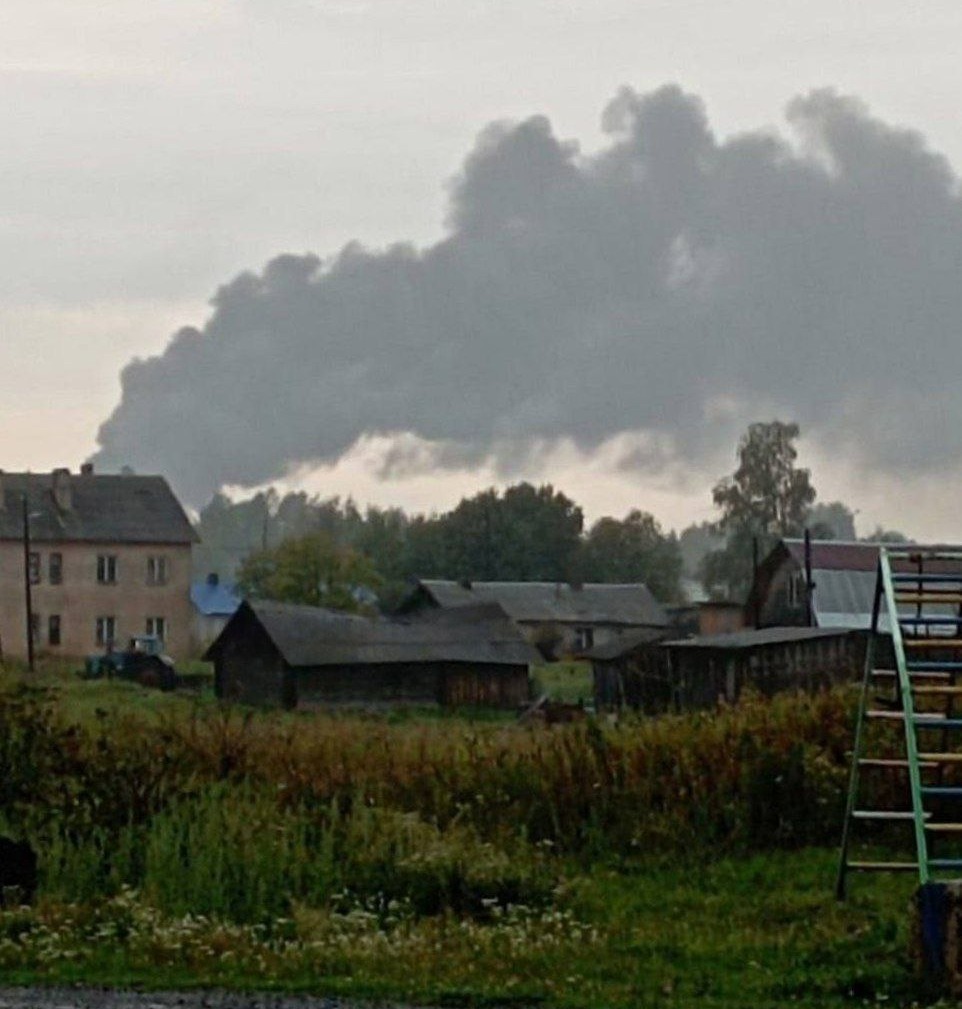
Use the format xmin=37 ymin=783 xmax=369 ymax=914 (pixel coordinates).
xmin=778 ymin=539 xmax=962 ymax=631
xmin=208 ymin=599 xmax=540 ymax=668
xmin=413 ymin=580 xmax=668 ymax=627
xmin=0 ymin=471 xmax=197 ymax=544
xmin=664 ymin=626 xmax=852 ymax=651
xmin=577 ymin=626 xmax=670 ymax=661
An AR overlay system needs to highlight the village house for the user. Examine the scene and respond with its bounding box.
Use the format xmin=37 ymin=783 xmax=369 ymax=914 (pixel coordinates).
xmin=0 ymin=467 xmax=197 ymax=660
xmin=206 ymin=600 xmax=538 ymax=709
xmin=191 ymin=572 xmax=242 ymax=651
xmin=746 ymin=538 xmax=929 ymax=631
xmin=398 ymin=579 xmax=669 ymax=658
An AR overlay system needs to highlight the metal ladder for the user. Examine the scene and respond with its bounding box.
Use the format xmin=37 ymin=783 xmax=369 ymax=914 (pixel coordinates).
xmin=837 ymin=547 xmax=962 ymax=897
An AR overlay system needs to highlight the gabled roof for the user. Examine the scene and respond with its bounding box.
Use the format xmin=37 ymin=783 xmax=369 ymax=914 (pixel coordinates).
xmin=0 ymin=471 xmax=197 ymax=545
xmin=755 ymin=538 xmax=962 ymax=631
xmin=206 ymin=599 xmax=540 ymax=668
xmin=191 ymin=578 xmax=242 ymax=617
xmin=413 ymin=580 xmax=668 ymax=627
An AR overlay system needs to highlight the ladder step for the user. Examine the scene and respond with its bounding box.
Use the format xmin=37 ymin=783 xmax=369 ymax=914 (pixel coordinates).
xmin=914 ymin=717 xmax=962 ymax=729
xmin=893 ymin=573 xmax=962 ymax=584
xmin=896 ymin=613 xmax=960 ymax=621
xmin=846 ymin=861 xmax=919 ymax=872
xmin=913 ymin=685 xmax=962 ymax=695
xmin=929 ymin=859 xmax=962 ymax=869
xmin=907 ymin=661 xmax=962 ymax=671
xmin=919 ymin=752 xmax=962 ymax=763
xmin=859 ymin=758 xmax=939 ymax=769
xmin=926 ymin=823 xmax=962 ymax=833
xmin=895 ymin=593 xmax=962 ymax=605
xmin=852 ymin=810 xmax=919 ymax=820
xmin=922 ymin=787 xmax=962 ymax=797
xmin=873 ymin=669 xmax=952 ymax=681
xmin=866 ymin=710 xmax=906 ymax=720
xmin=905 ymin=639 xmax=962 ymax=649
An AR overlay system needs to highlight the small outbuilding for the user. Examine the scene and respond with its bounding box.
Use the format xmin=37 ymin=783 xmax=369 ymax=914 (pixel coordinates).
xmin=578 ymin=627 xmax=672 ymax=712
xmin=205 ymin=599 xmax=537 ymax=709
xmin=662 ymin=625 xmax=860 ymax=711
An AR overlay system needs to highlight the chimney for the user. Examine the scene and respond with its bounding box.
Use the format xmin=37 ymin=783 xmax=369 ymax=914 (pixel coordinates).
xmin=80 ymin=462 xmax=94 ymax=476
xmin=52 ymin=467 xmax=72 ymax=511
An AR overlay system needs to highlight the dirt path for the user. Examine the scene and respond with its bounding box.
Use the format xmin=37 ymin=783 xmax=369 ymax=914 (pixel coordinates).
xmin=0 ymin=990 xmax=429 ymax=1009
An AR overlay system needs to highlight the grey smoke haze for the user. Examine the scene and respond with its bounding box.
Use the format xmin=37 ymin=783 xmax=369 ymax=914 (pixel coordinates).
xmin=93 ymin=85 xmax=962 ymax=506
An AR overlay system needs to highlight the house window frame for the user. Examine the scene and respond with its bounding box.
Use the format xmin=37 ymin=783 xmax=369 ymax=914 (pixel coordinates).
xmin=97 ymin=555 xmax=118 ymax=585
xmin=48 ymin=615 xmax=61 ymax=647
xmin=145 ymin=616 xmax=167 ymax=641
xmin=95 ymin=616 xmax=116 ymax=647
xmin=146 ymin=555 xmax=168 ymax=586
xmin=574 ymin=626 xmax=595 ymax=650
xmin=28 ymin=552 xmax=41 ymax=585
xmin=49 ymin=552 xmax=63 ymax=585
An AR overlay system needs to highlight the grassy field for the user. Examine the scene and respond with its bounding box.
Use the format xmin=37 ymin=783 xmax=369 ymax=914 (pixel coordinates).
xmin=0 ymin=850 xmax=919 ymax=1007
xmin=0 ymin=661 xmax=931 ymax=1006
xmin=531 ymin=661 xmax=593 ymax=705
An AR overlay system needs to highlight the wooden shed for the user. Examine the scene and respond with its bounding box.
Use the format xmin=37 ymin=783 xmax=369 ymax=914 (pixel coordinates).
xmin=662 ymin=625 xmax=861 ymax=711
xmin=578 ymin=628 xmax=671 ymax=713
xmin=205 ymin=599 xmax=537 ymax=709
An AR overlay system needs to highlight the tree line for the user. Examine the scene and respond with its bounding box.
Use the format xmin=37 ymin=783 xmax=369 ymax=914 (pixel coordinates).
xmin=193 ymin=421 xmax=909 ymax=611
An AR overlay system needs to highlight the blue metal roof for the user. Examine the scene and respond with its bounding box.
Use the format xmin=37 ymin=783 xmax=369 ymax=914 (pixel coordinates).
xmin=191 ymin=578 xmax=242 ymax=617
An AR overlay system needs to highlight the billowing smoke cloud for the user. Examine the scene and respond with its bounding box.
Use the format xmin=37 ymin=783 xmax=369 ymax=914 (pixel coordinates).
xmin=93 ymin=85 xmax=962 ymax=506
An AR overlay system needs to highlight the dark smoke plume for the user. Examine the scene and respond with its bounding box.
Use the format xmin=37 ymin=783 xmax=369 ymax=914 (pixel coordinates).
xmin=93 ymin=86 xmax=962 ymax=506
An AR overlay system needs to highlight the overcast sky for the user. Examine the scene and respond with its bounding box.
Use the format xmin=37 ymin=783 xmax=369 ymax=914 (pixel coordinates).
xmin=5 ymin=0 xmax=962 ymax=535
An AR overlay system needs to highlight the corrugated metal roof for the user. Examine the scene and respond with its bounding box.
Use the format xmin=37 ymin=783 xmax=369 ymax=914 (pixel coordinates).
xmin=664 ymin=626 xmax=852 ymax=651
xmin=812 ymin=567 xmax=959 ymax=632
xmin=419 ymin=580 xmax=668 ymax=627
xmin=191 ymin=578 xmax=242 ymax=617
xmin=215 ymin=600 xmax=540 ymax=668
xmin=0 ymin=472 xmax=197 ymax=544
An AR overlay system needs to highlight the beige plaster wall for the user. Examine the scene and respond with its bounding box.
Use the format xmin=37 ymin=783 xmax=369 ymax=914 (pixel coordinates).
xmin=0 ymin=541 xmax=193 ymax=660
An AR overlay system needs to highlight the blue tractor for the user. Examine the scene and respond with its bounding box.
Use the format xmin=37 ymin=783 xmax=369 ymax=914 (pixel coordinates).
xmin=82 ymin=635 xmax=177 ymax=691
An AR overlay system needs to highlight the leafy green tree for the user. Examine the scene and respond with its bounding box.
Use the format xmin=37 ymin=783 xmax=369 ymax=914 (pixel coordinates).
xmin=442 ymin=483 xmax=584 ymax=581
xmin=862 ymin=526 xmax=910 ymax=544
xmin=702 ymin=421 xmax=816 ymax=600
xmin=807 ymin=501 xmax=857 ymax=541
xmin=582 ymin=510 xmax=683 ymax=601
xmin=236 ymin=532 xmax=382 ymax=612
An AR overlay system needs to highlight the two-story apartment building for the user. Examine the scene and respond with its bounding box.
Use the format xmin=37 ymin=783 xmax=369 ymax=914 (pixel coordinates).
xmin=0 ymin=466 xmax=197 ymax=660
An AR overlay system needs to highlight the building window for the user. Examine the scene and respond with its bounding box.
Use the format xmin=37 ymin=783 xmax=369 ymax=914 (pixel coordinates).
xmin=97 ymin=555 xmax=117 ymax=584
xmin=30 ymin=613 xmax=40 ymax=644
xmin=48 ymin=615 xmax=61 ymax=647
xmin=95 ymin=616 xmax=116 ymax=647
xmin=146 ymin=556 xmax=168 ymax=586
xmin=146 ymin=616 xmax=166 ymax=641
xmin=49 ymin=553 xmax=63 ymax=585
xmin=28 ymin=552 xmax=40 ymax=585
xmin=574 ymin=626 xmax=595 ymax=650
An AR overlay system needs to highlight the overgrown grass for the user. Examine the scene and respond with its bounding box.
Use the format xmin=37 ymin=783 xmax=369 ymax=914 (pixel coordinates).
xmin=531 ymin=661 xmax=593 ymax=704
xmin=0 ymin=850 xmax=921 ymax=1007
xmin=0 ymin=660 xmax=931 ymax=1005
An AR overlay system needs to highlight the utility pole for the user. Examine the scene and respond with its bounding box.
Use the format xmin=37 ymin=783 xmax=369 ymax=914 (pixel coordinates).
xmin=21 ymin=493 xmax=34 ymax=672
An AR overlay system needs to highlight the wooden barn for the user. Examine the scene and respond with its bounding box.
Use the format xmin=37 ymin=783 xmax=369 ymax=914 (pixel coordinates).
xmin=205 ymin=600 xmax=538 ymax=709
xmin=661 ymin=625 xmax=861 ymax=711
